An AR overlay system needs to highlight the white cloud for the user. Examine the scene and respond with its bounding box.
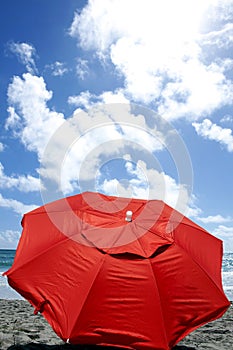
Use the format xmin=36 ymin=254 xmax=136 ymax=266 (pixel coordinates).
xmin=0 ymin=193 xmax=37 ymax=215
xmin=69 ymin=0 xmax=233 ymax=120
xmin=70 ymin=0 xmax=213 ymax=51
xmin=41 ymin=102 xmax=183 ymax=198
xmin=5 ymin=73 xmax=65 ymax=159
xmin=198 ymin=214 xmax=232 ymax=224
xmin=47 ymin=61 xmax=68 ymax=76
xmin=186 ymin=205 xmax=203 ymax=219
xmin=9 ymin=42 xmax=38 ymax=74
xmin=59 ymin=123 xmax=161 ymax=194
xmin=0 ymin=162 xmax=40 ymax=192
xmin=0 ymin=230 xmax=21 ymax=249
xmin=201 ymin=22 xmax=233 ymax=49
xmin=76 ymin=58 xmax=89 ymax=80
xmin=68 ymin=89 xmax=128 ymax=110
xmin=68 ymin=91 xmax=93 ymax=108
xmin=212 ymin=225 xmax=233 ymax=251
xmin=97 ymin=157 xmax=191 ymax=215
xmin=220 ymin=114 xmax=233 ymax=123
xmin=100 ymin=90 xmax=129 ymax=104
xmin=5 ymin=106 xmax=21 ymax=130
xmin=0 ymin=142 xmax=4 ymax=152
xmin=192 ymin=118 xmax=233 ymax=152
xmin=157 ymin=60 xmax=233 ymax=120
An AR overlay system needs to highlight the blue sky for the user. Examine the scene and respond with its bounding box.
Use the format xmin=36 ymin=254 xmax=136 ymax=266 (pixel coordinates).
xmin=0 ymin=0 xmax=233 ymax=251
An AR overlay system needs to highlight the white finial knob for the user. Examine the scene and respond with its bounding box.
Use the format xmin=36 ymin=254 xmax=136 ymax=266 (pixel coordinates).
xmin=125 ymin=210 xmax=133 ymax=222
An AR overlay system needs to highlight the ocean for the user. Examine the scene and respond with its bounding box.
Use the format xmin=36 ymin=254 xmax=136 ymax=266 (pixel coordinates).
xmin=0 ymin=249 xmax=233 ymax=301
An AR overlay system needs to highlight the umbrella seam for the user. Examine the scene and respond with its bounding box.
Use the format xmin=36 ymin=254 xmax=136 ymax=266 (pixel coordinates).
xmin=9 ymin=226 xmax=222 ymax=293
xmin=136 ymin=222 xmax=174 ymax=244
xmin=147 ymin=253 xmax=170 ymax=348
xmin=68 ymin=254 xmax=107 ymax=340
xmin=176 ymin=221 xmax=221 ymax=239
xmin=173 ymin=302 xmax=230 ymax=346
xmin=5 ymin=234 xmax=83 ymax=275
xmin=169 ymin=243 xmax=230 ymax=347
xmin=175 ymin=242 xmax=227 ymax=301
xmin=7 ymin=214 xmax=122 ymax=274
xmin=6 ymin=219 xmax=160 ymax=275
xmin=129 ymin=222 xmax=170 ymax=347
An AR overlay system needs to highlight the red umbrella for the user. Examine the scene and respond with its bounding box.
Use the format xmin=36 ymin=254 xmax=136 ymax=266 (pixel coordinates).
xmin=4 ymin=191 xmax=230 ymax=350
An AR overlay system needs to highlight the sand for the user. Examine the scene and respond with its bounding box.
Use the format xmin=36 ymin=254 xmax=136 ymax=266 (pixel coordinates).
xmin=0 ymin=299 xmax=232 ymax=350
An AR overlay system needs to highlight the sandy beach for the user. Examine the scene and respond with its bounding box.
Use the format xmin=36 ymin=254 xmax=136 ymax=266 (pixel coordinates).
xmin=0 ymin=299 xmax=232 ymax=350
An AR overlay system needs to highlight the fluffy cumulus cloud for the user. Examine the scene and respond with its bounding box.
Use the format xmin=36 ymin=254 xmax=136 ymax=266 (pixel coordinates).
xmin=68 ymin=90 xmax=129 ymax=109
xmin=192 ymin=119 xmax=233 ymax=152
xmin=76 ymin=58 xmax=89 ymax=80
xmin=8 ymin=42 xmax=38 ymax=74
xmin=5 ymin=74 xmax=176 ymax=201
xmin=213 ymin=225 xmax=233 ymax=251
xmin=69 ymin=0 xmax=233 ymax=120
xmin=40 ymin=100 xmax=194 ymax=208
xmin=0 ymin=163 xmax=40 ymax=192
xmin=0 ymin=230 xmax=21 ymax=249
xmin=68 ymin=91 xmax=93 ymax=109
xmin=5 ymin=73 xmax=65 ymax=159
xmin=0 ymin=193 xmax=37 ymax=215
xmin=46 ymin=61 xmax=68 ymax=76
xmin=97 ymin=156 xmax=192 ymax=215
xmin=45 ymin=103 xmax=167 ymax=194
xmin=201 ymin=22 xmax=233 ymax=49
xmin=220 ymin=114 xmax=233 ymax=124
xmin=0 ymin=142 xmax=4 ymax=152
xmin=198 ymin=214 xmax=232 ymax=224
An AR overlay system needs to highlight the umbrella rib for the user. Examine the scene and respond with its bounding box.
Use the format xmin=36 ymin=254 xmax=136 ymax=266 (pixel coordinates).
xmin=176 ymin=221 xmax=217 ymax=236
xmin=129 ymin=223 xmax=169 ymax=346
xmin=175 ymin=243 xmax=226 ymax=298
xmin=136 ymin=222 xmax=173 ymax=244
xmin=68 ymin=254 xmax=107 ymax=339
xmin=6 ymin=234 xmax=80 ymax=274
xmin=136 ymin=219 xmax=223 ymax=296
xmin=147 ymin=254 xmax=169 ymax=347
xmin=7 ymin=214 xmax=114 ymax=274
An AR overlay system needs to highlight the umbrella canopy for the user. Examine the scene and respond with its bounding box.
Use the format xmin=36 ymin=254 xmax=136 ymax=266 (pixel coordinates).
xmin=4 ymin=191 xmax=230 ymax=350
